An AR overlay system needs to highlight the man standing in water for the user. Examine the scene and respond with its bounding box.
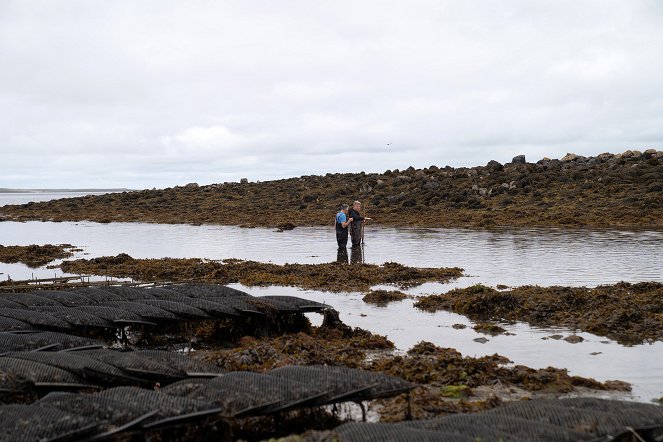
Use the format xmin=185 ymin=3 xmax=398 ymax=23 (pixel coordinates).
xmin=349 ymin=201 xmax=371 ymax=248
xmin=335 ymin=204 xmax=353 ymax=248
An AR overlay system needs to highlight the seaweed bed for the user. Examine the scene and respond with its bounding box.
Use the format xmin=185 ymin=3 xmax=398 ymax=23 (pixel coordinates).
xmin=202 ymin=335 xmax=630 ymax=423
xmin=415 ymin=282 xmax=663 ymax=345
xmin=55 ymin=254 xmax=463 ymax=292
xmin=1 ymin=150 xmax=661 ymax=228
xmin=0 ymin=244 xmax=79 ymax=268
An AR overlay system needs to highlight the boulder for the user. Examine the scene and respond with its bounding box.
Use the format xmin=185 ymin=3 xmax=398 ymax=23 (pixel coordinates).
xmin=240 ymin=178 xmax=249 ymax=184
xmin=423 ymin=180 xmax=441 ymax=190
xmin=511 ymin=155 xmax=526 ymax=164
xmin=486 ymin=160 xmax=503 ymax=172
xmin=561 ymin=153 xmax=579 ymax=162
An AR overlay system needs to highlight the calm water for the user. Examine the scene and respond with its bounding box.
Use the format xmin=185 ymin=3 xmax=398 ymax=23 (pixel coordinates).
xmin=0 ymin=204 xmax=662 ymax=402
xmin=0 ymin=191 xmax=118 ymax=206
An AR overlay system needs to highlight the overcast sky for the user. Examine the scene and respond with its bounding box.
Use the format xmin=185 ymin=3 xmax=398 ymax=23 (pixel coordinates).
xmin=1 ymin=1 xmax=662 ymax=189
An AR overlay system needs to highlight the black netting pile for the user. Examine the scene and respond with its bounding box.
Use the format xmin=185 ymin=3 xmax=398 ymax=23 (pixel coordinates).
xmin=38 ymin=392 xmax=157 ymax=438
xmin=163 ymin=371 xmax=328 ymax=416
xmin=335 ymin=422 xmax=467 ymax=442
xmin=0 ymin=317 xmax=35 ymax=331
xmin=333 ymin=398 xmax=663 ymax=442
xmin=0 ymin=308 xmax=70 ymax=330
xmin=2 ymin=293 xmax=62 ymax=307
xmin=32 ymin=306 xmax=113 ymax=328
xmin=0 ymin=357 xmax=90 ymax=388
xmin=6 ymin=351 xmax=139 ymax=385
xmin=134 ymin=350 xmax=224 ymax=376
xmin=0 ymin=404 xmax=98 ymax=442
xmin=98 ymin=386 xmax=224 ymax=428
xmin=0 ymin=284 xmax=332 ymax=335
xmin=270 ymin=365 xmax=417 ymax=402
xmin=70 ymin=349 xmax=188 ymax=382
xmin=1 ymin=347 xmax=225 ymax=392
xmin=0 ymin=331 xmax=101 ymax=353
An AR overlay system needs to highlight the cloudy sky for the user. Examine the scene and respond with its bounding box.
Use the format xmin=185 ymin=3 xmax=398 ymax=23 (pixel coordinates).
xmin=1 ymin=1 xmax=662 ymax=189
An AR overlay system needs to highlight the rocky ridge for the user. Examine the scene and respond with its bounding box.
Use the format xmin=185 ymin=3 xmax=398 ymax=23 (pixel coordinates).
xmin=0 ymin=150 xmax=661 ymax=228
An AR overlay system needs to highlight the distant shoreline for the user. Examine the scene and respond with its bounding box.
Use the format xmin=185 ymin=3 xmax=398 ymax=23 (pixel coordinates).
xmin=0 ymin=188 xmax=132 ymax=194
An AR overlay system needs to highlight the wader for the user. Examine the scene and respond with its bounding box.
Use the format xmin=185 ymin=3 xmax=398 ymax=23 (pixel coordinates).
xmin=336 ymin=220 xmax=348 ymax=248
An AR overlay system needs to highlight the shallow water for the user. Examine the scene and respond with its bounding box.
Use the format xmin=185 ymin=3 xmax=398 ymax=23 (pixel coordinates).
xmin=0 ymin=191 xmax=116 ymax=206
xmin=0 ymin=219 xmax=661 ymax=402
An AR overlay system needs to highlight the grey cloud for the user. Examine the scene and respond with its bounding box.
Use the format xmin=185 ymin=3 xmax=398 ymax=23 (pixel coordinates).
xmin=0 ymin=0 xmax=661 ymax=188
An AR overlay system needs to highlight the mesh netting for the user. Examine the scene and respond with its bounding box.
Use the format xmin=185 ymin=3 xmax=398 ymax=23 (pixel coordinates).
xmin=72 ymin=349 xmax=187 ymax=382
xmin=75 ymin=305 xmax=155 ymax=325
xmin=404 ymin=413 xmax=592 ymax=441
xmin=335 ymin=422 xmax=467 ymax=442
xmin=0 ymin=317 xmax=33 ymax=332
xmin=7 ymin=351 xmax=137 ymax=385
xmin=269 ymin=365 xmax=417 ymax=403
xmin=32 ymin=306 xmax=112 ymax=328
xmin=0 ymin=298 xmax=25 ymax=309
xmin=0 ymin=331 xmax=100 ymax=352
xmin=143 ymin=287 xmax=182 ymax=299
xmin=3 ymin=293 xmax=63 ymax=307
xmin=38 ymin=392 xmax=154 ymax=434
xmin=133 ymin=350 xmax=224 ymax=376
xmin=133 ymin=299 xmax=211 ymax=319
xmin=0 ymin=404 xmax=97 ymax=442
xmin=97 ymin=286 xmax=158 ymax=300
xmin=97 ymin=301 xmax=179 ymax=321
xmin=484 ymin=399 xmax=662 ymax=437
xmin=181 ymin=372 xmax=326 ymax=415
xmin=0 ymin=357 xmax=90 ymax=387
xmin=70 ymin=287 xmax=129 ymax=303
xmin=28 ymin=290 xmax=94 ymax=306
xmin=0 ymin=308 xmax=71 ymax=330
xmin=258 ymin=295 xmax=329 ymax=312
xmin=98 ymin=386 xmax=221 ymax=421
xmin=171 ymin=284 xmax=251 ymax=299
xmin=143 ymin=294 xmax=240 ymax=317
xmin=203 ymin=297 xmax=268 ymax=315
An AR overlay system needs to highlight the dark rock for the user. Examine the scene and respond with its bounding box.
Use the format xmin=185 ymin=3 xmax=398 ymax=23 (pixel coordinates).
xmin=563 ymin=335 xmax=584 ymax=344
xmin=423 ymin=180 xmax=440 ymax=190
xmin=240 ymin=178 xmax=249 ymax=184
xmin=511 ymin=155 xmax=526 ymax=164
xmin=486 ymin=160 xmax=503 ymax=172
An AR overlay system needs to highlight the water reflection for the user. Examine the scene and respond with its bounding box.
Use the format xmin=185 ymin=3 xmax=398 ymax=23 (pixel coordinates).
xmin=350 ymin=246 xmax=364 ymax=264
xmin=0 ymin=221 xmax=661 ymax=286
xmin=336 ymin=247 xmax=348 ymax=264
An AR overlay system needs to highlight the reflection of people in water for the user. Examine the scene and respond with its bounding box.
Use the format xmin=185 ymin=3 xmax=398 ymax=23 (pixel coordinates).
xmin=349 ymin=201 xmax=371 ymax=248
xmin=350 ymin=245 xmax=363 ymax=264
xmin=336 ymin=247 xmax=349 ymax=264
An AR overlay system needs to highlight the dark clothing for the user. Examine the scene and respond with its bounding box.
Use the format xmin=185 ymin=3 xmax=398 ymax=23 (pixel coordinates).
xmin=335 ymin=211 xmax=349 ymax=247
xmin=349 ymin=208 xmax=364 ymax=247
xmin=350 ymin=246 xmax=363 ymax=264
xmin=336 ymin=247 xmax=349 ymax=264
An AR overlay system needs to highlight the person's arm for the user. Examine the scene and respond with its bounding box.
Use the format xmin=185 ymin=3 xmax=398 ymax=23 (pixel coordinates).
xmin=342 ymin=216 xmax=353 ymax=227
xmin=349 ymin=209 xmax=365 ymax=222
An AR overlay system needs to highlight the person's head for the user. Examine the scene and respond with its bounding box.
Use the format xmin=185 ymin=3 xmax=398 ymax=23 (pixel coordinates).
xmin=340 ymin=203 xmax=349 ymax=214
xmin=353 ymin=201 xmax=361 ymax=210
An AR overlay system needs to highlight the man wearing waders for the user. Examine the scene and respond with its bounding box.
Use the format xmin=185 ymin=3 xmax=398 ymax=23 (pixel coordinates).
xmin=335 ymin=204 xmax=353 ymax=248
xmin=349 ymin=201 xmax=372 ymax=248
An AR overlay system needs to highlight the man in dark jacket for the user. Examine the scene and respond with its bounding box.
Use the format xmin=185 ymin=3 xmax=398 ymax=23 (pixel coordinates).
xmin=349 ymin=201 xmax=371 ymax=248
